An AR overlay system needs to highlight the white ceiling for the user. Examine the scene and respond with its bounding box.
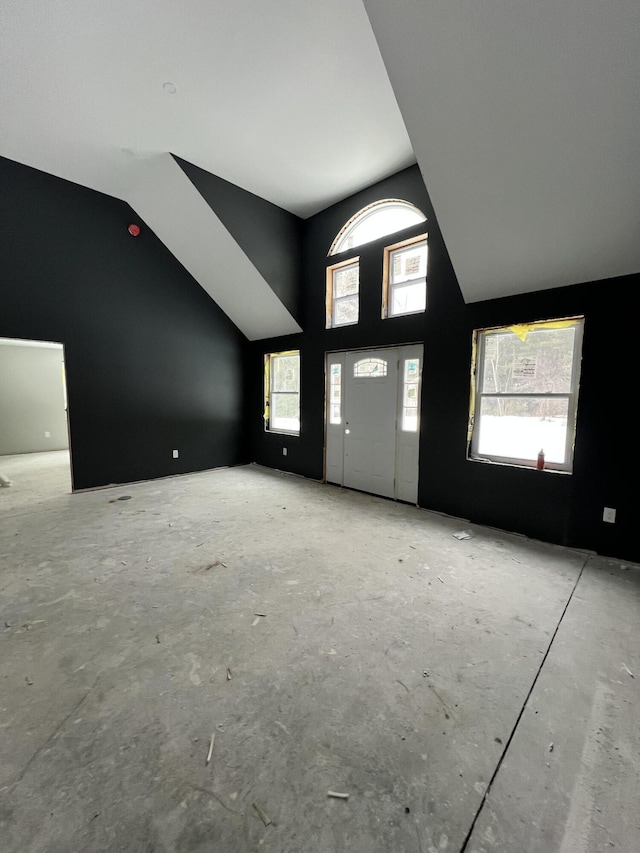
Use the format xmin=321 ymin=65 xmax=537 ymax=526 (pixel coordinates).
xmin=2 ymin=1 xmax=639 ymax=323
xmin=363 ymin=0 xmax=640 ymax=300
xmin=1 ymin=0 xmax=414 ymax=217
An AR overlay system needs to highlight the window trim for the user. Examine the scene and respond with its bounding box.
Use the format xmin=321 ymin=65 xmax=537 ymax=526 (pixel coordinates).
xmin=264 ymin=350 xmax=300 ymax=436
xmin=382 ymin=233 xmax=428 ymax=319
xmin=326 ymin=256 xmax=360 ymax=329
xmin=468 ymin=317 xmax=584 ymax=472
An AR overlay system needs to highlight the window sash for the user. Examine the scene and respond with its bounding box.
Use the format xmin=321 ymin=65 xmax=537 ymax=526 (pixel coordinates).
xmin=266 ymin=352 xmax=300 ymax=435
xmin=470 ymin=319 xmax=583 ymax=471
xmin=332 ymin=293 xmax=359 ymax=327
xmin=389 ymin=277 xmax=427 ymax=316
xmin=326 ymin=258 xmax=359 ymax=328
xmin=382 ymin=234 xmax=428 ymax=319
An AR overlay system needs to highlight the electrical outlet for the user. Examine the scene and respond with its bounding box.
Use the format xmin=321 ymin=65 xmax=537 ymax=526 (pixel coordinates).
xmin=603 ymin=507 xmax=616 ymax=524
xmin=172 ymin=449 xmax=179 ymax=459
xmin=44 ymin=431 xmax=51 ymax=438
xmin=282 ymin=447 xmax=287 ymax=456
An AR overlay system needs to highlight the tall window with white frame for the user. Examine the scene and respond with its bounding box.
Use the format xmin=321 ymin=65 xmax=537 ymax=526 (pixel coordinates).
xmin=468 ymin=317 xmax=584 ymax=471
xmin=383 ymin=234 xmax=428 ymax=318
xmin=264 ymin=350 xmax=300 ymax=435
xmin=326 ymin=258 xmax=359 ymax=328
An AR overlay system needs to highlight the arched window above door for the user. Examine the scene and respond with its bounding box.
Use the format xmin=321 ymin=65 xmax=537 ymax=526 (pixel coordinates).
xmin=328 ymin=199 xmax=426 ymax=256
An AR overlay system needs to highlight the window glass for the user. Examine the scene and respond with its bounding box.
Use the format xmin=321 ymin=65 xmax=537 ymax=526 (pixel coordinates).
xmin=334 ymin=265 xmax=358 ymax=297
xmin=402 ymin=358 xmax=420 ymax=431
xmin=329 ymin=363 xmax=342 ymax=424
xmin=476 ymin=397 xmax=570 ymax=465
xmin=481 ymin=326 xmax=576 ymax=394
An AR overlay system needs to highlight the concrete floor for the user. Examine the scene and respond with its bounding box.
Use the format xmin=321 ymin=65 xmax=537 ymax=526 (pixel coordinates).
xmin=0 ymin=452 xmax=638 ymax=853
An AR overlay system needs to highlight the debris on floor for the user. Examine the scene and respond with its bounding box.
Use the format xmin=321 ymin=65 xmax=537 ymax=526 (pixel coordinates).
xmin=25 ymin=675 xmax=34 ymax=685
xmin=204 ymin=560 xmax=227 ymax=570
xmin=252 ymin=801 xmax=272 ymax=826
xmin=437 ymin=575 xmax=444 ymax=583
xmin=205 ymin=733 xmax=215 ymax=765
xmin=327 ymin=791 xmax=350 ymax=800
xmin=155 ymin=634 xmax=160 ymax=643
xmin=252 ymin=615 xmax=264 ymax=626
xmin=549 ymin=742 xmax=554 ymax=752
xmin=622 ymin=663 xmax=634 ymax=678
xmin=0 ymin=473 xmax=13 ymax=487
xmin=453 ymin=530 xmax=473 ymax=540
xmin=226 ymin=667 xmax=232 ymax=680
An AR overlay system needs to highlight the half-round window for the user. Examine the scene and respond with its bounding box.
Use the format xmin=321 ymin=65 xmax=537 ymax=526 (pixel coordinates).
xmin=329 ymin=199 xmax=426 ymax=256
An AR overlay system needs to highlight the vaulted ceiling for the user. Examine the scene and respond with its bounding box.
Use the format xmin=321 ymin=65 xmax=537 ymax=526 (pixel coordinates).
xmin=3 ymin=1 xmax=639 ymax=338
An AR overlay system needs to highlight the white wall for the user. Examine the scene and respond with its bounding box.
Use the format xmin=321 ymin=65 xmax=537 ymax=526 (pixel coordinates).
xmin=0 ymin=340 xmax=68 ymax=455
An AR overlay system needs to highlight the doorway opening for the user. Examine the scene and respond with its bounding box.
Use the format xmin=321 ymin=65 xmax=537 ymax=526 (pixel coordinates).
xmin=0 ymin=337 xmax=73 ymax=504
xmin=325 ymin=344 xmax=423 ymax=503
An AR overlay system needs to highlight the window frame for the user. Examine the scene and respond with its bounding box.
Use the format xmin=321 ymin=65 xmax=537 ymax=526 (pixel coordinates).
xmin=264 ymin=350 xmax=300 ymax=436
xmin=468 ymin=317 xmax=584 ymax=472
xmin=382 ymin=233 xmax=428 ymax=319
xmin=326 ymin=257 xmax=360 ymax=329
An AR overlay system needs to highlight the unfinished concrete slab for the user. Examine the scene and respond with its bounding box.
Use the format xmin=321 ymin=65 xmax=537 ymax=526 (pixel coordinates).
xmin=0 ymin=450 xmax=71 ymax=512
xmin=0 ymin=458 xmax=637 ymax=852
xmin=465 ymin=555 xmax=639 ymax=853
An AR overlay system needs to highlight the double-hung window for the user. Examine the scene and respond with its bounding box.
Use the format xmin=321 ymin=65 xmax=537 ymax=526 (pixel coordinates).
xmin=469 ymin=317 xmax=584 ymax=471
xmin=326 ymin=258 xmax=359 ymax=328
xmin=264 ymin=350 xmax=300 ymax=435
xmin=383 ymin=234 xmax=428 ymax=318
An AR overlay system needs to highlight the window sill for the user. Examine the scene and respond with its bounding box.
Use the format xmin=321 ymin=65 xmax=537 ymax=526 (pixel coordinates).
xmin=467 ymin=455 xmax=571 ymax=475
xmin=328 ymin=321 xmax=359 ymax=329
xmin=385 ymin=309 xmax=426 ymax=319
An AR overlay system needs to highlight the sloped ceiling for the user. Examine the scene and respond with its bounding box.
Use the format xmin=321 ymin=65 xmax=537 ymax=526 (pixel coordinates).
xmin=2 ymin=1 xmax=639 ymax=332
xmin=363 ymin=0 xmax=640 ymax=301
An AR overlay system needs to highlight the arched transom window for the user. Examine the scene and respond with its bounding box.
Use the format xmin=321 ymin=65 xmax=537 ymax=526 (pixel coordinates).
xmin=329 ymin=199 xmax=426 ymax=256
xmin=353 ymin=357 xmax=388 ymax=377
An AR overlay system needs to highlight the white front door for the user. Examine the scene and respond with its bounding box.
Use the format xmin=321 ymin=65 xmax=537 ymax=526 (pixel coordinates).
xmin=325 ymin=346 xmax=423 ymax=502
xmin=343 ymin=349 xmax=398 ymax=498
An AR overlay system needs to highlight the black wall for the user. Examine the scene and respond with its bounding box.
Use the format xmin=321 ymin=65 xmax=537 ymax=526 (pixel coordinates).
xmin=250 ymin=165 xmax=635 ymax=564
xmin=175 ymin=156 xmax=303 ymax=323
xmin=1 ymin=157 xmax=249 ymax=490
xmin=2 ymin=154 xmax=632 ymax=562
